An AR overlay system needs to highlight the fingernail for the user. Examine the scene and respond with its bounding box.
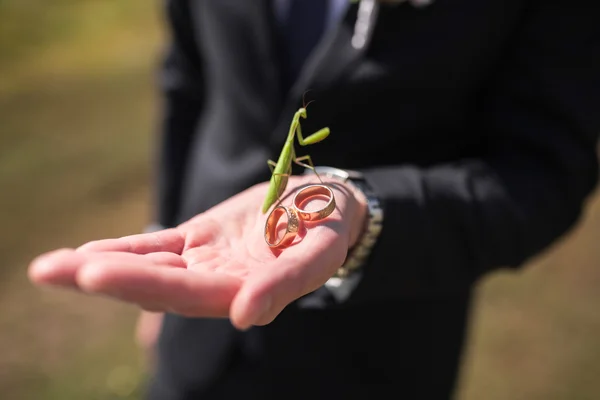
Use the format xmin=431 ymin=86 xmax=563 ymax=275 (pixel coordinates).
xmin=241 ymin=295 xmax=272 ymax=331
xmin=29 ymin=257 xmax=52 ymax=280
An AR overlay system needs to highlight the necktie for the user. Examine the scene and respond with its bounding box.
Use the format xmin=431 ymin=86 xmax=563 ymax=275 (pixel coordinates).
xmin=281 ymin=0 xmax=329 ymax=90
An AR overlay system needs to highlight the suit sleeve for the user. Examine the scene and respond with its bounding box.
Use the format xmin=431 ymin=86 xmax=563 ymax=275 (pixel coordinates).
xmin=352 ymin=2 xmax=600 ymax=300
xmin=153 ymin=0 xmax=205 ymax=228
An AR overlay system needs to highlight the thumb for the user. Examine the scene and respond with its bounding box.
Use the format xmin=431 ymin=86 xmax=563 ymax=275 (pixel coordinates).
xmin=229 ymin=226 xmax=348 ymax=330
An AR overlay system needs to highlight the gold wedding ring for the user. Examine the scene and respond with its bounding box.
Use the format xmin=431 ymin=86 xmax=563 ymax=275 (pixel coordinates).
xmin=292 ymin=184 xmax=336 ymax=221
xmin=264 ymin=205 xmax=300 ymax=248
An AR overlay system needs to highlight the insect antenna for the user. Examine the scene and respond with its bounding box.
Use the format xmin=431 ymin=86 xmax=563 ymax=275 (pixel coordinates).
xmin=302 ymin=90 xmax=316 ymax=109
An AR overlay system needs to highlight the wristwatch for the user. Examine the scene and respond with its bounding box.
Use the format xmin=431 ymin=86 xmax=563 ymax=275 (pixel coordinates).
xmin=305 ymin=166 xmax=384 ymax=278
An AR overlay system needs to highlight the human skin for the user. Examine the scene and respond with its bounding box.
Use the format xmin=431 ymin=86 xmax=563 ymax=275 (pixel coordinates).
xmin=28 ymin=175 xmax=368 ymax=330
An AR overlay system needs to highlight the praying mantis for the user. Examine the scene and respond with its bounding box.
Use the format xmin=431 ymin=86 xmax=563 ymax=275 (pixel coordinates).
xmin=261 ymin=99 xmax=330 ymax=214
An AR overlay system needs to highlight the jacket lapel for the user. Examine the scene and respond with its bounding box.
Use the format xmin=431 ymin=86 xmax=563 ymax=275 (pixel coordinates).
xmin=290 ymin=2 xmax=363 ymax=99
xmin=269 ymin=1 xmax=377 ymax=146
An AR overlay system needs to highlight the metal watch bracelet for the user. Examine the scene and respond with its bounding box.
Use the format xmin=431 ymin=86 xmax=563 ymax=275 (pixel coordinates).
xmin=304 ymin=166 xmax=384 ymax=278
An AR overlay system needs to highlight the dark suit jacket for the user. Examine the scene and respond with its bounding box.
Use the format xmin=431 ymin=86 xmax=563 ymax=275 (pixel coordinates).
xmin=148 ymin=1 xmax=600 ymax=399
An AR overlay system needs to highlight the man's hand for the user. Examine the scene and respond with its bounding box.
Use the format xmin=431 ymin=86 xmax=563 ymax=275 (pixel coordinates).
xmin=135 ymin=311 xmax=164 ymax=367
xmin=28 ymin=176 xmax=367 ymax=330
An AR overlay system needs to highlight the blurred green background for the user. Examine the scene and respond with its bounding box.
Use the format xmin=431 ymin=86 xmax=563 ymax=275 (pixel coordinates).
xmin=1 ymin=1 xmax=600 ymax=399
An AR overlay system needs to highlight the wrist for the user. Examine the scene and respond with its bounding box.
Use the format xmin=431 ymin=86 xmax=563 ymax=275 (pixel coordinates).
xmin=303 ymin=166 xmax=384 ymax=278
xmin=291 ymin=174 xmax=367 ymax=246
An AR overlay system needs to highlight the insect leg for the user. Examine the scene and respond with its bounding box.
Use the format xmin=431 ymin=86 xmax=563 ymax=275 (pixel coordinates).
xmin=293 ymin=155 xmax=324 ymax=184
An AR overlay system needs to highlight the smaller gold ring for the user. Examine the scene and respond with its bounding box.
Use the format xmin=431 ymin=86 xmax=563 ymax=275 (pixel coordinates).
xmin=292 ymin=184 xmax=337 ymax=222
xmin=264 ymin=205 xmax=300 ymax=248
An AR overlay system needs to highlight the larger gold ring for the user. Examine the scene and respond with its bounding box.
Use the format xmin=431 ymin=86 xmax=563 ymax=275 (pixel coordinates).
xmin=292 ymin=184 xmax=336 ymax=222
xmin=264 ymin=205 xmax=300 ymax=248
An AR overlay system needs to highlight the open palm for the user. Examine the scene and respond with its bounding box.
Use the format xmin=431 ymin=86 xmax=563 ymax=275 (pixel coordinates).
xmin=29 ymin=176 xmax=366 ymax=330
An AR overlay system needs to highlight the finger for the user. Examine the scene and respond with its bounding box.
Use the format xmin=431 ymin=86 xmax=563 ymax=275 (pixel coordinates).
xmin=76 ymin=263 xmax=242 ymax=318
xmin=28 ymin=249 xmax=86 ymax=289
xmin=139 ymin=303 xmax=169 ymax=312
xmin=29 ymin=249 xmax=184 ymax=288
xmin=143 ymin=252 xmax=187 ymax=268
xmin=229 ymin=222 xmax=349 ymax=330
xmin=76 ymin=229 xmax=186 ymax=255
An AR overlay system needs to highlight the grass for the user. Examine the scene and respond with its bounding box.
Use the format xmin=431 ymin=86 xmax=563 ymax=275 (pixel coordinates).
xmin=456 ymin=208 xmax=600 ymax=400
xmin=0 ymin=1 xmax=162 ymax=399
xmin=2 ymin=1 xmax=600 ymax=399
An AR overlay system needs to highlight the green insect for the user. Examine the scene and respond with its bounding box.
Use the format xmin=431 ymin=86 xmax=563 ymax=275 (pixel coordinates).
xmin=261 ymin=99 xmax=330 ymax=214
